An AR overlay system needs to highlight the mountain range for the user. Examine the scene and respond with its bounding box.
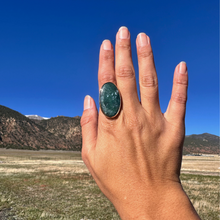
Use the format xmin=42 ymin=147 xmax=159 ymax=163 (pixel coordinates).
xmin=0 ymin=105 xmax=219 ymax=154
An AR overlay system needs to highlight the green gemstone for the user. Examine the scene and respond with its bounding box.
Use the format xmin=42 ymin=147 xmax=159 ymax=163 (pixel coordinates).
xmin=99 ymin=82 xmax=121 ymax=118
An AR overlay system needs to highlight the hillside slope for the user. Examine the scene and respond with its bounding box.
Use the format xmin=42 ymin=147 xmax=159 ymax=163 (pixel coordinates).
xmin=39 ymin=116 xmax=81 ymax=149
xmin=183 ymin=133 xmax=219 ymax=154
xmin=0 ymin=105 xmax=80 ymax=150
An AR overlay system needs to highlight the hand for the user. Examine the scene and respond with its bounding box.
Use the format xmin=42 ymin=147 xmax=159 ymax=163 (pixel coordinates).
xmin=81 ymin=27 xmax=200 ymax=220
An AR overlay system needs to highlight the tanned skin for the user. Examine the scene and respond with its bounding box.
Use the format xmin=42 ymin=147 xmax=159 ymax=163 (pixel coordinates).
xmin=81 ymin=27 xmax=201 ymax=220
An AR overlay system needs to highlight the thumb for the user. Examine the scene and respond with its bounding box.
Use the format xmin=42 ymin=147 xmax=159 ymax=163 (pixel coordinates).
xmin=81 ymin=95 xmax=98 ymax=161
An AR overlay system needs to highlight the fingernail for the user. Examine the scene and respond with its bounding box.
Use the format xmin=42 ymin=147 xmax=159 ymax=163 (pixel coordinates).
xmin=119 ymin=26 xmax=130 ymax=39
xmin=84 ymin=95 xmax=92 ymax=110
xmin=137 ymin=33 xmax=149 ymax=47
xmin=179 ymin=61 xmax=187 ymax=74
xmin=103 ymin=40 xmax=112 ymax=50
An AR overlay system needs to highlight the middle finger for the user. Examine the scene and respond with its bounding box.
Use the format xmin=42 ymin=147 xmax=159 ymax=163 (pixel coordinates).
xmin=115 ymin=26 xmax=140 ymax=111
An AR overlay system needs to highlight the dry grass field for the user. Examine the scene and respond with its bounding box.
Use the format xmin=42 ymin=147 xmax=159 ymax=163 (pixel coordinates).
xmin=181 ymin=155 xmax=220 ymax=176
xmin=0 ymin=149 xmax=219 ymax=220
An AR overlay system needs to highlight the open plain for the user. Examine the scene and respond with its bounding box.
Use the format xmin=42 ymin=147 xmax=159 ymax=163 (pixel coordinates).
xmin=0 ymin=149 xmax=219 ymax=220
xmin=181 ymin=154 xmax=220 ymax=176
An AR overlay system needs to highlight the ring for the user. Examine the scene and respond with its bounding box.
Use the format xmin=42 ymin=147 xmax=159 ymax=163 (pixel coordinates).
xmin=99 ymin=82 xmax=121 ymax=118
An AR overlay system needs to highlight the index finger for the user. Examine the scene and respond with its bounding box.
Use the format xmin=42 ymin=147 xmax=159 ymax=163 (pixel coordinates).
xmin=98 ymin=40 xmax=116 ymax=90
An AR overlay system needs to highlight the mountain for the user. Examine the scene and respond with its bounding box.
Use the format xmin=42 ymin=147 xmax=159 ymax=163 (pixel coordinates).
xmin=0 ymin=105 xmax=81 ymax=151
xmin=183 ymin=133 xmax=219 ymax=155
xmin=38 ymin=116 xmax=82 ymax=149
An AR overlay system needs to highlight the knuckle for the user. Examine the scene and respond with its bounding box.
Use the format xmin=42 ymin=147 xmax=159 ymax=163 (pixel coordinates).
xmin=80 ymin=111 xmax=94 ymax=127
xmin=141 ymin=74 xmax=158 ymax=88
xmin=138 ymin=47 xmax=153 ymax=59
xmin=172 ymin=93 xmax=187 ymax=104
xmin=118 ymin=41 xmax=131 ymax=51
xmin=124 ymin=114 xmax=143 ymax=132
xmin=117 ymin=65 xmax=134 ymax=79
xmin=150 ymin=119 xmax=163 ymax=136
xmin=175 ymin=78 xmax=188 ymax=86
xmin=99 ymin=118 xmax=117 ymax=132
xmin=99 ymin=71 xmax=115 ymax=86
xmin=101 ymin=52 xmax=114 ymax=62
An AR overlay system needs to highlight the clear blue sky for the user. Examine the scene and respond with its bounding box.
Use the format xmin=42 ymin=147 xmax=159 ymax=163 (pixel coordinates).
xmin=0 ymin=0 xmax=219 ymax=136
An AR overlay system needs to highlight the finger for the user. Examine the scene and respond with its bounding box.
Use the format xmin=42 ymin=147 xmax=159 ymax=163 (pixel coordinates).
xmin=81 ymin=95 xmax=98 ymax=163
xmin=136 ymin=33 xmax=161 ymax=115
xmin=98 ymin=40 xmax=116 ymax=90
xmin=115 ymin=26 xmax=139 ymax=110
xmin=164 ymin=62 xmax=188 ymax=124
xmin=80 ymin=97 xmax=107 ymax=190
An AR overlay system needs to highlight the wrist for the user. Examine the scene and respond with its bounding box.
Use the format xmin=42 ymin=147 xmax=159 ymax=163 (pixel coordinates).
xmin=112 ymin=182 xmax=200 ymax=220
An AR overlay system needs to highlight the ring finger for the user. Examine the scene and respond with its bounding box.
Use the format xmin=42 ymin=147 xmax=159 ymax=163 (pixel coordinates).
xmin=136 ymin=33 xmax=161 ymax=116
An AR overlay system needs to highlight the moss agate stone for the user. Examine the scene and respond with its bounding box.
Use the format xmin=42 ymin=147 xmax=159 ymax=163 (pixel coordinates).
xmin=99 ymin=82 xmax=121 ymax=118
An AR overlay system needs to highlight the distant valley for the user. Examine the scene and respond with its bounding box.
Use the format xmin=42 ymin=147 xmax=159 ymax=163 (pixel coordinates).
xmin=0 ymin=105 xmax=219 ymax=154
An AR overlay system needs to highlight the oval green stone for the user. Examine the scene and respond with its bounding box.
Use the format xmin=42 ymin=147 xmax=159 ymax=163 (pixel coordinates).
xmin=99 ymin=82 xmax=121 ymax=118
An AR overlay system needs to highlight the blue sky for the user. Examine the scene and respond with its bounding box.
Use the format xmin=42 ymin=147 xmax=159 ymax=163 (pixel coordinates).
xmin=0 ymin=0 xmax=219 ymax=136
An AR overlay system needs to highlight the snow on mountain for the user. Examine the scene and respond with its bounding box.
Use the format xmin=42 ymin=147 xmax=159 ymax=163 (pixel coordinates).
xmin=25 ymin=115 xmax=50 ymax=120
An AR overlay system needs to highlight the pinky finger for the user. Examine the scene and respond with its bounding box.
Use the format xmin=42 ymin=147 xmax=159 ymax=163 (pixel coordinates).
xmin=164 ymin=62 xmax=188 ymax=125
